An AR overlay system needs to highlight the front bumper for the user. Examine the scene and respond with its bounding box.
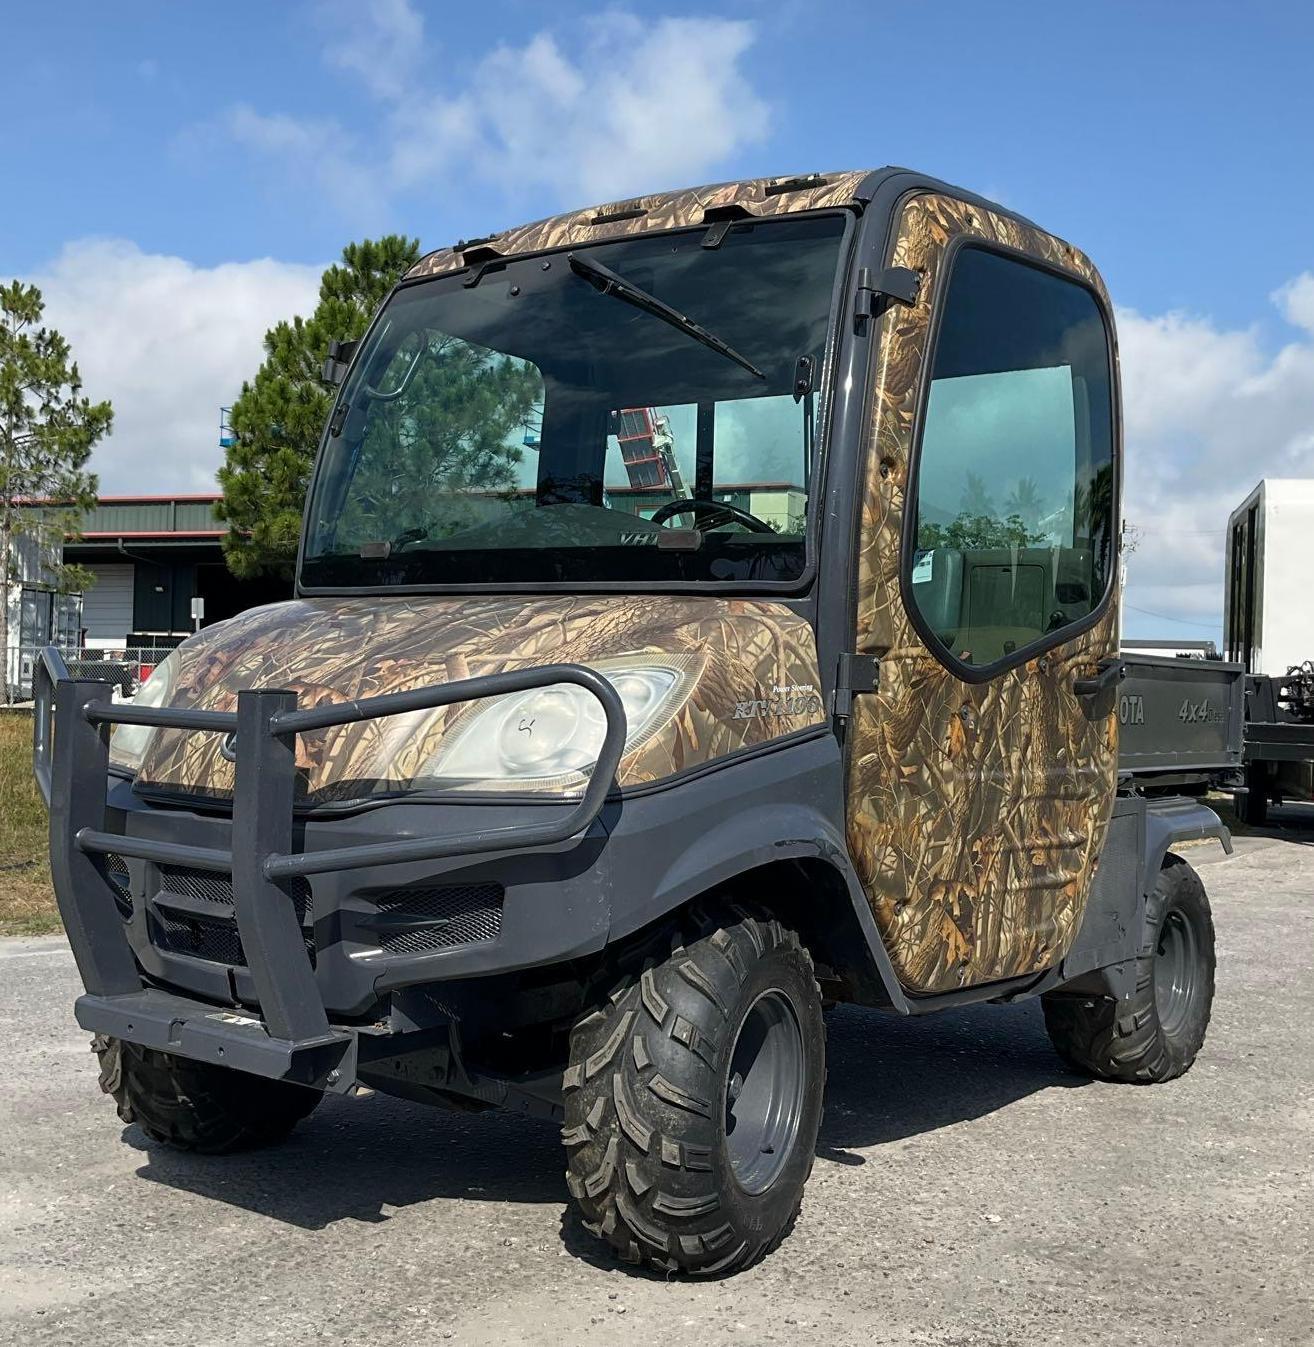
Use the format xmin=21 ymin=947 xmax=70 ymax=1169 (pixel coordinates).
xmin=76 ymin=986 xmax=353 ymax=1087
xmin=36 ymin=651 xmax=625 ymax=1082
xmin=100 ymin=782 xmax=614 ymax=1019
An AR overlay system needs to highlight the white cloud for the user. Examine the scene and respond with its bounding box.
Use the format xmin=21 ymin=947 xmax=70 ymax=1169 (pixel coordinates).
xmin=1275 ymin=273 xmax=1314 ymax=334
xmin=1118 ymin=273 xmax=1314 ymax=638
xmin=30 ymin=240 xmax=322 ymax=493
xmin=225 ymin=104 xmax=382 ymax=227
xmin=317 ymin=0 xmax=423 ymax=102
xmin=224 ymin=4 xmax=770 ymax=217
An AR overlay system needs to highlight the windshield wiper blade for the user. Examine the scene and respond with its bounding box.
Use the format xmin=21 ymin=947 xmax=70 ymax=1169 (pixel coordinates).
xmin=567 ymin=252 xmax=765 ymax=380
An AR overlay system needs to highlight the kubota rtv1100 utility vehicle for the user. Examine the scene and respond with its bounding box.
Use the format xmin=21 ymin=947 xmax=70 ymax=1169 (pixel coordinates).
xmin=36 ymin=167 xmax=1228 ymax=1275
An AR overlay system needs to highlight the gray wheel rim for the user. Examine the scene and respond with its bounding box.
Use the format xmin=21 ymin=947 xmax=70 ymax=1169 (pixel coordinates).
xmin=1154 ymin=907 xmax=1201 ymax=1037
xmin=724 ymin=989 xmax=805 ymax=1196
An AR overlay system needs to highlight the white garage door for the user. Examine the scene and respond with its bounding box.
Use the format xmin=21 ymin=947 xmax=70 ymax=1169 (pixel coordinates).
xmin=80 ymin=564 xmax=135 ymax=643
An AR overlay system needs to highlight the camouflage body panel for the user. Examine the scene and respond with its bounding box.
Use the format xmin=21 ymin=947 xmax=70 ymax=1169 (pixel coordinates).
xmin=846 ymin=192 xmax=1121 ymax=995
xmin=136 ymin=597 xmax=825 ymax=803
xmin=406 ymin=171 xmax=871 ymax=279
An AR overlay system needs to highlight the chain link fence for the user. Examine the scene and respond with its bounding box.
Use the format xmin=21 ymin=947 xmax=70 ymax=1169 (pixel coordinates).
xmin=6 ymin=643 xmax=180 ymax=703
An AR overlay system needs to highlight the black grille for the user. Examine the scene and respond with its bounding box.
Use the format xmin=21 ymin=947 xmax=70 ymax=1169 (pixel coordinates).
xmin=159 ymin=865 xmax=233 ymax=905
xmin=157 ymin=865 xmax=311 ymax=923
xmin=150 ymin=866 xmax=314 ymax=967
xmin=100 ymin=853 xmax=133 ymax=919
xmin=152 ymin=908 xmax=249 ymax=967
xmin=370 ymin=882 xmax=503 ymax=954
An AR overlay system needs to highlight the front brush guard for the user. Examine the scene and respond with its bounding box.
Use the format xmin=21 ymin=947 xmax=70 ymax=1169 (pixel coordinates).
xmin=33 ymin=647 xmax=626 ymax=1086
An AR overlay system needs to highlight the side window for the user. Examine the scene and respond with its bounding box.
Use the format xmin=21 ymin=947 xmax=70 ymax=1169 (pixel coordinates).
xmin=908 ymin=246 xmax=1115 ymax=671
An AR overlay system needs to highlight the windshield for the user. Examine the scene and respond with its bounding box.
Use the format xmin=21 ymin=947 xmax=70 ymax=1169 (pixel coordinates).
xmin=300 ymin=213 xmax=848 ymax=589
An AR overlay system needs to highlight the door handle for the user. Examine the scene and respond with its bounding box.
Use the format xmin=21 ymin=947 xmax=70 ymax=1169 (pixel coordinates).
xmin=1073 ymin=657 xmax=1127 ymax=697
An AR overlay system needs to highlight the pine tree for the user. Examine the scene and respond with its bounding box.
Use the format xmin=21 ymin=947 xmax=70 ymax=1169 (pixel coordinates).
xmin=334 ymin=335 xmax=541 ymax=547
xmin=217 ymin=236 xmax=422 ymax=579
xmin=0 ymin=282 xmax=109 ymax=703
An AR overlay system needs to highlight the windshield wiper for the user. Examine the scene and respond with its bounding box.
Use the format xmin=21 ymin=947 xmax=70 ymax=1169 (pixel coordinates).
xmin=567 ymin=252 xmax=765 ymax=380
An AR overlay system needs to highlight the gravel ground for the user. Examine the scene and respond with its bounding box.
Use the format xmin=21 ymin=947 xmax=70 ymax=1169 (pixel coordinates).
xmin=2 ymin=825 xmax=1311 ymax=1347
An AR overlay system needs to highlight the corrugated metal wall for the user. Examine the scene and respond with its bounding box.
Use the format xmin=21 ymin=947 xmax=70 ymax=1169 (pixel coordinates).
xmin=79 ymin=499 xmax=223 ymax=535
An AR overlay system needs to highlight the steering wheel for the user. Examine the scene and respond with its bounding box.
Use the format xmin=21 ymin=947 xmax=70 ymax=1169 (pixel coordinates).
xmin=649 ymin=497 xmax=776 ymax=534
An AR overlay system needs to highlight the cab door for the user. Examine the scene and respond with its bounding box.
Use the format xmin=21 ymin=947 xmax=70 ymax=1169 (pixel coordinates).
xmin=846 ymin=193 xmax=1121 ymax=995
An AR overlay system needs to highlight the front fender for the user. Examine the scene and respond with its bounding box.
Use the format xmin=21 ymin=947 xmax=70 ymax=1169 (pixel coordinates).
xmin=650 ymin=800 xmax=851 ymax=909
xmin=601 ymin=736 xmax=911 ymax=1011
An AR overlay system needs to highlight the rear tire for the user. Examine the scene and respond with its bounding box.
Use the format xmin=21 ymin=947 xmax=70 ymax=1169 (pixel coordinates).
xmin=93 ymin=1036 xmax=322 ymax=1153
xmin=1042 ymin=856 xmax=1215 ymax=1083
xmin=563 ymin=903 xmax=825 ymax=1276
xmin=1239 ymin=760 xmax=1269 ymax=827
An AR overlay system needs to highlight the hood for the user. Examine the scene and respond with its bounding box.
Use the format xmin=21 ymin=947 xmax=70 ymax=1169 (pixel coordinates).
xmin=133 ymin=595 xmax=825 ymax=804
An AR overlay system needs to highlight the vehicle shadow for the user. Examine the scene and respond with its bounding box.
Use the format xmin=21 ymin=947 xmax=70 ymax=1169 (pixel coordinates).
xmin=127 ymin=1093 xmax=567 ymax=1230
xmin=129 ymin=997 xmax=1079 ymax=1234
xmin=1252 ymin=801 xmax=1314 ymax=846
xmin=1208 ymin=795 xmax=1314 ymax=848
xmin=555 ymin=996 xmax=1083 ymax=1275
xmin=816 ymin=999 xmax=1083 ymax=1163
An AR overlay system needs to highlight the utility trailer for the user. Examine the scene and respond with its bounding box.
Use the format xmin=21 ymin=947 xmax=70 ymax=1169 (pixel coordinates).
xmin=1225 ymin=479 xmax=1314 ymax=824
xmin=1238 ymin=662 xmax=1314 ymax=825
xmin=36 ymin=167 xmax=1237 ymax=1277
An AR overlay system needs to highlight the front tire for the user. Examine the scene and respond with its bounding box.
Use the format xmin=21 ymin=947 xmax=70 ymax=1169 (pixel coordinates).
xmin=1042 ymin=856 xmax=1215 ymax=1083
xmin=563 ymin=904 xmax=825 ymax=1276
xmin=94 ymin=1036 xmax=322 ymax=1153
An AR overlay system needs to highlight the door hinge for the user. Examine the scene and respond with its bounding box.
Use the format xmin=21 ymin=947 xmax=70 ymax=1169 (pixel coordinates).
xmin=853 ymin=266 xmax=922 ymax=331
xmin=832 ymin=653 xmax=880 ymax=719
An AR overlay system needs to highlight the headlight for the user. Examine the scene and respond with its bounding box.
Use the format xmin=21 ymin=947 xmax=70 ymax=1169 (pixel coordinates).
xmin=108 ymin=650 xmax=180 ymax=774
xmin=422 ymin=655 xmax=700 ymax=793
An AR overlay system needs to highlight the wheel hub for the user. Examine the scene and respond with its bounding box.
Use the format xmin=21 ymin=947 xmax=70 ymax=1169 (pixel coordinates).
xmin=1154 ymin=907 xmax=1201 ymax=1037
xmin=724 ymin=989 xmax=805 ymax=1195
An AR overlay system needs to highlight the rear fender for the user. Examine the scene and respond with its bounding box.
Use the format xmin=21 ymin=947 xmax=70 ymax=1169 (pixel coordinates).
xmin=1058 ymin=795 xmax=1229 ymax=999
xmin=1142 ymin=797 xmax=1232 ymax=887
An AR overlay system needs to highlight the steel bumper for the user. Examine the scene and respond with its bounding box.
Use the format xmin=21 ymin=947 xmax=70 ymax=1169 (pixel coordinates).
xmin=74 ymin=987 xmax=356 ymax=1088
xmin=34 ymin=647 xmax=626 ymax=1082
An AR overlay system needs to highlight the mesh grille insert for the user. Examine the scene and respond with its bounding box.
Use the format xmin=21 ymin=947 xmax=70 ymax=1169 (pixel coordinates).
xmin=371 ymin=882 xmax=504 ymax=954
xmin=151 ymin=866 xmax=314 ymax=967
xmin=101 ymin=853 xmax=133 ymax=919
xmin=157 ymin=865 xmax=311 ymax=923
xmin=152 ymin=908 xmax=249 ymax=967
xmin=159 ymin=866 xmax=233 ymax=905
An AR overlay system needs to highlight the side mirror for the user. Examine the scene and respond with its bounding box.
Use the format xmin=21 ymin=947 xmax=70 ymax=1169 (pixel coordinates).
xmin=321 ymin=338 xmax=359 ymax=386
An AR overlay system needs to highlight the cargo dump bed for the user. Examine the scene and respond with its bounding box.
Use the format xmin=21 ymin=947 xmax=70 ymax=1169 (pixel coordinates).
xmin=1116 ymin=650 xmax=1246 ymax=785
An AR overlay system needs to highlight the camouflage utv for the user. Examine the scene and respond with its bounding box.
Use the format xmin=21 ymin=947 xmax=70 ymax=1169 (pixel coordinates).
xmin=36 ymin=167 xmax=1227 ymax=1275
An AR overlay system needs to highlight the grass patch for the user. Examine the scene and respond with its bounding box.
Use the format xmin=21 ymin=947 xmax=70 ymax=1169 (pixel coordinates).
xmin=0 ymin=713 xmax=60 ymax=935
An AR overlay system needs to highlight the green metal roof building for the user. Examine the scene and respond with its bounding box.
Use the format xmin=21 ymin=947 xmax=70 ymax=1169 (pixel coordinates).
xmin=63 ymin=493 xmax=289 ymax=647
xmin=8 ymin=495 xmax=289 ymax=696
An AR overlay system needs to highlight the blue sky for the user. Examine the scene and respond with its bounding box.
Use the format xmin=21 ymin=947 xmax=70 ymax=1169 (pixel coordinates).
xmin=5 ymin=0 xmax=1314 ymax=638
xmin=7 ymin=0 xmax=1314 ymax=325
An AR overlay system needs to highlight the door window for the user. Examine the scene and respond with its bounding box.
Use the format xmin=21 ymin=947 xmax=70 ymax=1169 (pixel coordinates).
xmin=908 ymin=247 xmax=1115 ymax=672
